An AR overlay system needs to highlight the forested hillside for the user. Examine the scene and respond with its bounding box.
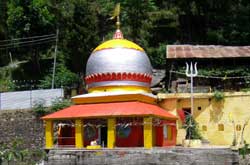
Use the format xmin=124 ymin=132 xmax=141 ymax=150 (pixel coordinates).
xmin=0 ymin=0 xmax=250 ymax=91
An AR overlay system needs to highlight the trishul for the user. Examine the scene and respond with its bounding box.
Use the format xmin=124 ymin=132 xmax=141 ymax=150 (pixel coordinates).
xmin=185 ymin=62 xmax=198 ymax=77
xmin=185 ymin=62 xmax=198 ymax=115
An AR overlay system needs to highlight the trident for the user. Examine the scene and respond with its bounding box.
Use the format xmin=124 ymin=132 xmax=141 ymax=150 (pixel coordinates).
xmin=185 ymin=62 xmax=198 ymax=115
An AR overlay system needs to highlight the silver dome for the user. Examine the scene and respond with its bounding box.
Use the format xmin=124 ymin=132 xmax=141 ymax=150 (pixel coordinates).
xmin=85 ymin=47 xmax=153 ymax=89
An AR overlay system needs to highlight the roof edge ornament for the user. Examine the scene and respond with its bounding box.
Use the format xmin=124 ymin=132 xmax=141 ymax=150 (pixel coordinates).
xmin=109 ymin=3 xmax=123 ymax=39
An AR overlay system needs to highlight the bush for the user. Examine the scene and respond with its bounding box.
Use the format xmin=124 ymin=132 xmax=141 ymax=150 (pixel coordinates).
xmin=0 ymin=79 xmax=16 ymax=92
xmin=183 ymin=115 xmax=202 ymax=140
xmin=239 ymin=142 xmax=250 ymax=159
xmin=39 ymin=64 xmax=79 ymax=89
xmin=32 ymin=98 xmax=72 ymax=117
xmin=33 ymin=99 xmax=47 ymax=117
xmin=213 ymin=90 xmax=225 ymax=102
xmin=50 ymin=98 xmax=72 ymax=112
xmin=0 ymin=138 xmax=46 ymax=164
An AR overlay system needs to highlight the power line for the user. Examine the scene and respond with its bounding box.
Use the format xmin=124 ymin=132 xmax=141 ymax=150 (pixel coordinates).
xmin=0 ymin=34 xmax=56 ymax=43
xmin=0 ymin=39 xmax=55 ymax=50
xmin=0 ymin=36 xmax=56 ymax=47
xmin=170 ymin=70 xmax=250 ymax=79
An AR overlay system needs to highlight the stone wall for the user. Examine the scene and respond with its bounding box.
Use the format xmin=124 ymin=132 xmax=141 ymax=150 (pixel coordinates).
xmin=45 ymin=148 xmax=240 ymax=165
xmin=0 ymin=109 xmax=44 ymax=149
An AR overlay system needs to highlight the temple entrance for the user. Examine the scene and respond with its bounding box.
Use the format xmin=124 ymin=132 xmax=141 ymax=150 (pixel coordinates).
xmin=116 ymin=117 xmax=143 ymax=147
xmin=100 ymin=126 xmax=107 ymax=147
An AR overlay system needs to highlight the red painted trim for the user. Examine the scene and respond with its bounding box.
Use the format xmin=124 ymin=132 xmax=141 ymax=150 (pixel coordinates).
xmin=85 ymin=72 xmax=152 ymax=85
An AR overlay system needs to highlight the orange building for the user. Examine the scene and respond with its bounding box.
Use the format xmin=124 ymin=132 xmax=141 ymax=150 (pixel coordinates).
xmin=42 ymin=27 xmax=177 ymax=149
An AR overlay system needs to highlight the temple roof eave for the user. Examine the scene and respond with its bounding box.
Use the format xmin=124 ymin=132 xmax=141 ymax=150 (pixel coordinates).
xmin=41 ymin=101 xmax=177 ymax=120
xmin=71 ymin=92 xmax=157 ymax=104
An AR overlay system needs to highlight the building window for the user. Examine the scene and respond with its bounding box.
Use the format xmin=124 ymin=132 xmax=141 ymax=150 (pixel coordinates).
xmin=218 ymin=124 xmax=224 ymax=131
xmin=202 ymin=125 xmax=207 ymax=131
xmin=236 ymin=125 xmax=241 ymax=131
xmin=198 ymin=106 xmax=202 ymax=111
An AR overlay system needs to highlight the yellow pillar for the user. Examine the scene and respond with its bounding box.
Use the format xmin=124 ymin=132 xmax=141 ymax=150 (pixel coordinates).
xmin=45 ymin=120 xmax=53 ymax=149
xmin=75 ymin=119 xmax=84 ymax=148
xmin=144 ymin=117 xmax=153 ymax=149
xmin=107 ymin=118 xmax=116 ymax=149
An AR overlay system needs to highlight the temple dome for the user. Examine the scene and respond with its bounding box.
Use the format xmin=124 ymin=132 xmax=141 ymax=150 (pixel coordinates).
xmin=85 ymin=30 xmax=152 ymax=93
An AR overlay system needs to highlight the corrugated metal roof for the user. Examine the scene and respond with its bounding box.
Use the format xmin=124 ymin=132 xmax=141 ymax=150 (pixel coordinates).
xmin=42 ymin=101 xmax=177 ymax=120
xmin=167 ymin=45 xmax=250 ymax=59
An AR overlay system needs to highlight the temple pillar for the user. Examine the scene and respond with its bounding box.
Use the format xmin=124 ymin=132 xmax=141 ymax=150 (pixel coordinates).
xmin=144 ymin=117 xmax=153 ymax=149
xmin=107 ymin=118 xmax=116 ymax=149
xmin=45 ymin=120 xmax=54 ymax=149
xmin=75 ymin=119 xmax=84 ymax=148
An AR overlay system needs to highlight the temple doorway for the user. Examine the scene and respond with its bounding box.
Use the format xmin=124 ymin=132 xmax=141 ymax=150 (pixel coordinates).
xmin=100 ymin=126 xmax=107 ymax=147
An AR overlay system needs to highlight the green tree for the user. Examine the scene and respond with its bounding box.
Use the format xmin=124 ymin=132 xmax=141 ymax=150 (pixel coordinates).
xmin=2 ymin=0 xmax=250 ymax=86
xmin=6 ymin=0 xmax=56 ymax=77
xmin=52 ymin=0 xmax=100 ymax=74
xmin=39 ymin=63 xmax=79 ymax=88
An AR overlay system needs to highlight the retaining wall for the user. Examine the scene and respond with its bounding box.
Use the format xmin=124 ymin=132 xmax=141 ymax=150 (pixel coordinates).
xmin=0 ymin=109 xmax=44 ymax=149
xmin=45 ymin=148 xmax=240 ymax=165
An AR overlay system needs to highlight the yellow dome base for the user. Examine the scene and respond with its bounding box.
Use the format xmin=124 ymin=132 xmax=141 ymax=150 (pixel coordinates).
xmin=88 ymin=85 xmax=151 ymax=93
xmin=93 ymin=39 xmax=144 ymax=52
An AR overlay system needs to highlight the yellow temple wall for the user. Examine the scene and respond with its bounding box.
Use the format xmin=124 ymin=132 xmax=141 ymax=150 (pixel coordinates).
xmin=158 ymin=92 xmax=250 ymax=146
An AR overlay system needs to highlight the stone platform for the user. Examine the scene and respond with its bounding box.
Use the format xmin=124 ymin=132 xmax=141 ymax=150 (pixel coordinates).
xmin=44 ymin=147 xmax=239 ymax=165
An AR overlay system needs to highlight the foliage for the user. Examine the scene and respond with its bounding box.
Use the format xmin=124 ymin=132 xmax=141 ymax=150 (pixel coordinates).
xmin=39 ymin=63 xmax=79 ymax=89
xmin=239 ymin=142 xmax=250 ymax=159
xmin=183 ymin=114 xmax=202 ymax=140
xmin=32 ymin=97 xmax=72 ymax=116
xmin=33 ymin=99 xmax=47 ymax=117
xmin=0 ymin=138 xmax=46 ymax=165
xmin=175 ymin=65 xmax=250 ymax=91
xmin=56 ymin=0 xmax=100 ymax=73
xmin=50 ymin=98 xmax=72 ymax=112
xmin=1 ymin=0 xmax=250 ymax=84
xmin=147 ymin=43 xmax=166 ymax=68
xmin=213 ymin=90 xmax=225 ymax=102
xmin=198 ymin=66 xmax=250 ymax=78
xmin=0 ymin=63 xmax=20 ymax=92
xmin=0 ymin=79 xmax=16 ymax=92
xmin=241 ymin=88 xmax=250 ymax=92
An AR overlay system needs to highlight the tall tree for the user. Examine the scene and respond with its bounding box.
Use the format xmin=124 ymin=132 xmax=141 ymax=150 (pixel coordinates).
xmin=0 ymin=0 xmax=8 ymax=66
xmin=7 ymin=0 xmax=56 ymax=76
xmin=55 ymin=0 xmax=100 ymax=75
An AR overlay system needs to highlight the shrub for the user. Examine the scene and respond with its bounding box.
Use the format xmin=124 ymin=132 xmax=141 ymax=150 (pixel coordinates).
xmin=33 ymin=98 xmax=72 ymax=117
xmin=50 ymin=98 xmax=72 ymax=112
xmin=39 ymin=64 xmax=79 ymax=89
xmin=183 ymin=115 xmax=202 ymax=140
xmin=0 ymin=138 xmax=46 ymax=164
xmin=239 ymin=142 xmax=250 ymax=159
xmin=0 ymin=79 xmax=16 ymax=92
xmin=33 ymin=99 xmax=47 ymax=117
xmin=213 ymin=90 xmax=225 ymax=102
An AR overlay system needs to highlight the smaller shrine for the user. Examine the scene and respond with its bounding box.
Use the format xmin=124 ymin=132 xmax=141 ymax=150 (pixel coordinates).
xmin=42 ymin=9 xmax=177 ymax=149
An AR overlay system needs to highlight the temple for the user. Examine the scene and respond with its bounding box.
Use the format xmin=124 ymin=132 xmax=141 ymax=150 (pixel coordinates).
xmin=42 ymin=26 xmax=178 ymax=149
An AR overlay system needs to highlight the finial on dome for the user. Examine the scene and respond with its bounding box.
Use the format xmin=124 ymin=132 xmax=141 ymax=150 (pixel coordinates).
xmin=109 ymin=3 xmax=123 ymax=39
xmin=113 ymin=29 xmax=123 ymax=39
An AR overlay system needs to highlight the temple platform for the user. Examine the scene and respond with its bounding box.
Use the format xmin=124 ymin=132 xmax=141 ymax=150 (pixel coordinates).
xmin=44 ymin=146 xmax=239 ymax=165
